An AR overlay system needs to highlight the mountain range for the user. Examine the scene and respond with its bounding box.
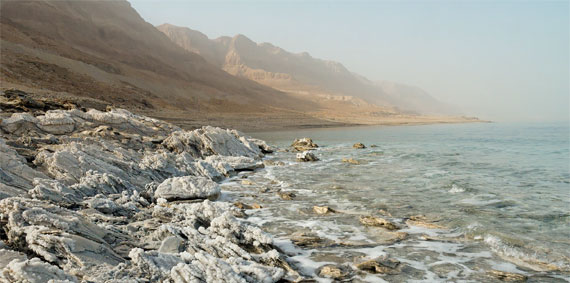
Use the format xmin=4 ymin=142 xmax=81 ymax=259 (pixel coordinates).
xmin=0 ymin=0 xmax=473 ymax=131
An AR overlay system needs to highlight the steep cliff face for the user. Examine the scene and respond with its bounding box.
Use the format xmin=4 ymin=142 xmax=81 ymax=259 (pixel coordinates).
xmin=157 ymin=23 xmax=455 ymax=115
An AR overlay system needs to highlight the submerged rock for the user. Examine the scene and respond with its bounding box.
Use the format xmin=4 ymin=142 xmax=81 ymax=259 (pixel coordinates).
xmin=278 ymin=191 xmax=296 ymax=200
xmin=355 ymin=256 xmax=401 ymax=274
xmin=353 ymin=143 xmax=366 ymax=149
xmin=291 ymin=137 xmax=318 ymax=151
xmin=487 ymin=270 xmax=528 ymax=282
xmin=296 ymin=151 xmax=319 ymax=162
xmin=359 ymin=215 xmax=399 ymax=230
xmin=317 ymin=264 xmax=354 ymax=280
xmin=313 ymin=205 xmax=336 ymax=215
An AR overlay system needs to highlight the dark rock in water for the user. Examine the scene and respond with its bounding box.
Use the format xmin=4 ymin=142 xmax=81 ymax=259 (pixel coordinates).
xmin=355 ymin=256 xmax=401 ymax=274
xmin=353 ymin=143 xmax=366 ymax=149
xmin=278 ymin=191 xmax=296 ymax=200
xmin=291 ymin=138 xmax=318 ymax=151
xmin=370 ymin=144 xmax=378 ymax=148
xmin=296 ymin=151 xmax=319 ymax=162
xmin=359 ymin=215 xmax=399 ymax=230
xmin=487 ymin=270 xmax=528 ymax=282
xmin=291 ymin=232 xmax=334 ymax=248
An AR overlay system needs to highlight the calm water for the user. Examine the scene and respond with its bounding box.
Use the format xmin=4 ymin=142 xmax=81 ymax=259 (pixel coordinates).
xmin=229 ymin=122 xmax=569 ymax=282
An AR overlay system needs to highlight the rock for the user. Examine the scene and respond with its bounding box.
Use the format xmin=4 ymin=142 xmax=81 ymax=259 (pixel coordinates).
xmin=353 ymin=143 xmax=366 ymax=149
xmin=234 ymin=201 xmax=252 ymax=209
xmin=1 ymin=257 xmax=78 ymax=283
xmin=296 ymin=151 xmax=319 ymax=162
xmin=355 ymin=256 xmax=401 ymax=274
xmin=241 ymin=179 xmax=255 ymax=185
xmin=342 ymin=157 xmax=360 ymax=165
xmin=406 ymin=215 xmax=445 ymax=229
xmin=234 ymin=202 xmax=262 ymax=210
xmin=263 ymin=159 xmax=285 ymax=166
xmin=313 ymin=206 xmax=336 ymax=215
xmin=317 ymin=264 xmax=353 ymax=280
xmin=0 ymin=103 xmax=296 ymax=282
xmin=154 ymin=176 xmax=221 ymax=201
xmin=278 ymin=191 xmax=296 ymax=200
xmin=370 ymin=144 xmax=378 ymax=148
xmin=291 ymin=138 xmax=318 ymax=151
xmin=158 ymin=236 xmax=185 ymax=254
xmin=487 ymin=270 xmax=528 ymax=282
xmin=291 ymin=232 xmax=334 ymax=248
xmin=359 ymin=215 xmax=399 ymax=230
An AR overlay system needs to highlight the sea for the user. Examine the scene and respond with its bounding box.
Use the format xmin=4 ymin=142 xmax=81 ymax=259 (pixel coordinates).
xmin=223 ymin=122 xmax=569 ymax=282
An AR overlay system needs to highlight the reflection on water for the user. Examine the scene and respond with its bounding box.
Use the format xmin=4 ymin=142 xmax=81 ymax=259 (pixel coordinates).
xmin=227 ymin=122 xmax=570 ymax=282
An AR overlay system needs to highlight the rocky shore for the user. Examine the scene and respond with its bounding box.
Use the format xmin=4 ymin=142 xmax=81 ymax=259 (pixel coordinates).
xmin=0 ymin=91 xmax=541 ymax=282
xmin=0 ymin=91 xmax=302 ymax=282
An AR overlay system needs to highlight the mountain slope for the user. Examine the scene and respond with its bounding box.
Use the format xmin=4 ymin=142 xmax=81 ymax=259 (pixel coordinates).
xmin=157 ymin=23 xmax=455 ymax=115
xmin=0 ymin=0 xmax=321 ymax=121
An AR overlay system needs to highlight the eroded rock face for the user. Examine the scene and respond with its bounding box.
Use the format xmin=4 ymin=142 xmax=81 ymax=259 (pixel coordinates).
xmin=0 ymin=103 xmax=295 ymax=282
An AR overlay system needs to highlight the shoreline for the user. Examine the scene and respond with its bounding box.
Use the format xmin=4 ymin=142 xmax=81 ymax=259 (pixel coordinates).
xmin=0 ymin=91 xmax=563 ymax=281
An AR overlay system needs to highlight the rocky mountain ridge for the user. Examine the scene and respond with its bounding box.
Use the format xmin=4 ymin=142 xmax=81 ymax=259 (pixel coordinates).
xmin=157 ymin=23 xmax=457 ymax=115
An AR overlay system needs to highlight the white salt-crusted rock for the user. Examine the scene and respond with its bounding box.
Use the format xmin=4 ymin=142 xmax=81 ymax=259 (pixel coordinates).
xmin=162 ymin=126 xmax=263 ymax=158
xmin=1 ymin=257 xmax=78 ymax=283
xmin=0 ymin=198 xmax=125 ymax=273
xmin=0 ymin=139 xmax=49 ymax=199
xmin=37 ymin=111 xmax=75 ymax=134
xmin=205 ymin=155 xmax=264 ymax=174
xmin=0 ymin=112 xmax=40 ymax=134
xmin=0 ymin=102 xmax=291 ymax=282
xmin=154 ymin=176 xmax=221 ymax=201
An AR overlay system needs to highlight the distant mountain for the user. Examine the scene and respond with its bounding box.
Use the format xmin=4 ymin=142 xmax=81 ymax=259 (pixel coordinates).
xmin=157 ymin=23 xmax=455 ymax=115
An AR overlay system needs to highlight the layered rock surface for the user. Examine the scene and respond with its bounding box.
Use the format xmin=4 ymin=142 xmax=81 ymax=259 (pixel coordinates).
xmin=0 ymin=95 xmax=295 ymax=282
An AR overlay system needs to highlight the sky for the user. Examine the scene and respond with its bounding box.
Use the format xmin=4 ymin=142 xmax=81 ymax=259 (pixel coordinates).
xmin=129 ymin=0 xmax=569 ymax=122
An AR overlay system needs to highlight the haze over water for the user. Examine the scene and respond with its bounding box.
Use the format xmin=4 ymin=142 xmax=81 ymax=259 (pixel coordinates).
xmin=238 ymin=122 xmax=570 ymax=281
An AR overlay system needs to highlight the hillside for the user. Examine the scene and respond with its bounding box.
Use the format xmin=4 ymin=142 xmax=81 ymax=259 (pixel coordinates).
xmin=0 ymin=1 xmax=475 ymax=131
xmin=157 ymin=23 xmax=456 ymax=115
xmin=0 ymin=0 xmax=341 ymax=129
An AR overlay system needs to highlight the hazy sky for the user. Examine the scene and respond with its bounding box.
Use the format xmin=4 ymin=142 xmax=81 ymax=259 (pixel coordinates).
xmin=130 ymin=0 xmax=569 ymax=122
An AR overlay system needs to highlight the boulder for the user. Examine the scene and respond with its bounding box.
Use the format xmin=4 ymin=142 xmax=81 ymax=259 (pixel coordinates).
xmin=154 ymin=176 xmax=221 ymax=201
xmin=291 ymin=138 xmax=318 ymax=151
xmin=296 ymin=151 xmax=319 ymax=162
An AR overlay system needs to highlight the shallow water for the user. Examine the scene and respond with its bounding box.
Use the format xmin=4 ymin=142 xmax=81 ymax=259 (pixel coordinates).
xmin=232 ymin=122 xmax=569 ymax=281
